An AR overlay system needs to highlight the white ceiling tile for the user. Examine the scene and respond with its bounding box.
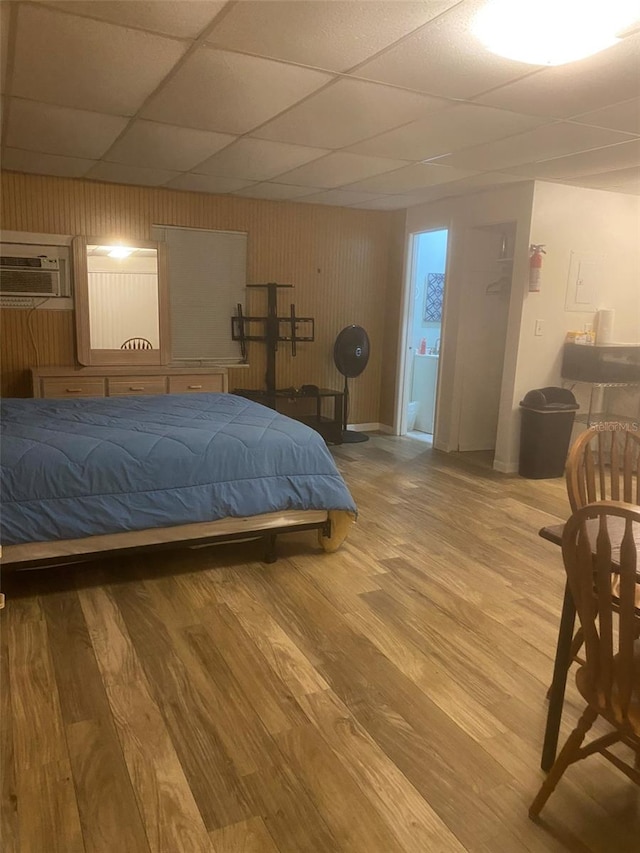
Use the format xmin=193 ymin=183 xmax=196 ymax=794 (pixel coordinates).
xmin=251 ymin=77 xmax=449 ymax=149
xmin=508 ymin=139 xmax=640 ymax=180
xmin=440 ymin=122 xmax=636 ymax=172
xmin=436 ymin=170 xmax=527 ymax=192
xmin=343 ymin=162 xmax=478 ymax=193
xmin=297 ymin=189 xmax=388 ymax=207
xmin=351 ymin=183 xmax=457 ymax=208
xmin=205 ymin=1 xmax=459 ymax=72
xmin=195 ymin=138 xmax=329 ymax=181
xmin=347 ymin=103 xmax=548 ymax=160
xmin=565 ymin=166 xmax=640 ymax=191
xmin=476 ymin=33 xmax=640 ymax=119
xmin=142 ymin=46 xmax=332 ymax=134
xmin=601 ymin=185 xmax=640 ymax=195
xmin=1 ymin=1 xmax=11 ymax=94
xmin=1 ymin=147 xmax=95 ymax=178
xmin=571 ymin=98 xmax=640 ymax=135
xmin=355 ymin=0 xmax=535 ymax=99
xmin=350 ymin=195 xmax=413 ymax=210
xmin=166 ymin=173 xmax=254 ymax=193
xmin=12 ymin=4 xmax=187 ymax=115
xmin=7 ymin=98 xmax=128 ymax=159
xmin=43 ymin=1 xmax=227 ymax=39
xmin=86 ymin=161 xmax=180 ymax=186
xmin=232 ymin=182 xmax=320 ymax=201
xmin=105 ymin=120 xmax=236 ymax=172
xmin=276 ymin=152 xmax=408 ymax=189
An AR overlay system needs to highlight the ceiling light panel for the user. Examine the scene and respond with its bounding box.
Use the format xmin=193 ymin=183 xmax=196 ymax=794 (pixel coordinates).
xmin=252 ymin=78 xmax=450 ymax=149
xmin=205 ymin=0 xmax=460 ymax=72
xmin=346 ymin=103 xmax=547 ymax=160
xmin=12 ymin=4 xmax=188 ymax=116
xmin=105 ymin=120 xmax=237 ymax=172
xmin=195 ymin=139 xmax=330 ymax=182
xmin=355 ymin=0 xmax=535 ymax=99
xmin=6 ymin=99 xmax=128 ymax=159
xmin=43 ymin=1 xmax=227 ymax=39
xmin=472 ymin=0 xmax=640 ymax=66
xmin=142 ymin=47 xmax=333 ymax=135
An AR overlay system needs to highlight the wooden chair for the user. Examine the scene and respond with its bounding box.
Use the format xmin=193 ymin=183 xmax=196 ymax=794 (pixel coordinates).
xmin=120 ymin=337 xmax=153 ymax=350
xmin=530 ymin=501 xmax=640 ymax=818
xmin=564 ymin=427 xmax=640 ymax=663
xmin=566 ymin=426 xmax=640 ymax=512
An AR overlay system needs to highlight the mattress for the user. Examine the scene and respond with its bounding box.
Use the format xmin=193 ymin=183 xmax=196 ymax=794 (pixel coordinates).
xmin=0 ymin=393 xmax=357 ymax=546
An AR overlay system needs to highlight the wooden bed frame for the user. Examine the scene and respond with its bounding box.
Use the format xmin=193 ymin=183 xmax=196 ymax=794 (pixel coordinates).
xmin=0 ymin=509 xmax=355 ymax=571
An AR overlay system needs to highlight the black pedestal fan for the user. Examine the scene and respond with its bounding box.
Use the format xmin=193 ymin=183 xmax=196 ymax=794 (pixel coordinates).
xmin=333 ymin=325 xmax=370 ymax=444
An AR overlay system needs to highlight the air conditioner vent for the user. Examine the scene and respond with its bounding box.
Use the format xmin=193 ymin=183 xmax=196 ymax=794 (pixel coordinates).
xmin=1 ymin=269 xmax=59 ymax=295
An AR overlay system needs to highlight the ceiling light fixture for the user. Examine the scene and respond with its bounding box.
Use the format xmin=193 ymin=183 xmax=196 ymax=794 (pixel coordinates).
xmin=107 ymin=246 xmax=134 ymax=258
xmin=473 ymin=0 xmax=640 ymax=66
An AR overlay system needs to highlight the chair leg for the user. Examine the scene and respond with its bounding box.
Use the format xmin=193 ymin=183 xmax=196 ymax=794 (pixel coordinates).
xmin=545 ymin=627 xmax=585 ymax=699
xmin=530 ymin=704 xmax=597 ymax=819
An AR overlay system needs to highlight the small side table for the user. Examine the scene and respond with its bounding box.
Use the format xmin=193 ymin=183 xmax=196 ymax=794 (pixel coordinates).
xmin=235 ymin=388 xmax=344 ymax=445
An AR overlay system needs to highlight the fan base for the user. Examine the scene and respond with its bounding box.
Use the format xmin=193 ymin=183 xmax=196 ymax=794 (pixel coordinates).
xmin=341 ymin=430 xmax=369 ymax=444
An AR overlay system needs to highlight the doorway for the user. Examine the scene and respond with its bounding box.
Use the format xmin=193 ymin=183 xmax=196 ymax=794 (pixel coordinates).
xmin=400 ymin=228 xmax=448 ymax=442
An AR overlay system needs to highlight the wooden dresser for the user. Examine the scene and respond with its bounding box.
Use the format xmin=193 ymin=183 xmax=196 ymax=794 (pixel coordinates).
xmin=31 ymin=366 xmax=229 ymax=399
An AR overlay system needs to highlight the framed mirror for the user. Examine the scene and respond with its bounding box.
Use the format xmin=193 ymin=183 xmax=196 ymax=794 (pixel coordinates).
xmin=73 ymin=236 xmax=170 ymax=366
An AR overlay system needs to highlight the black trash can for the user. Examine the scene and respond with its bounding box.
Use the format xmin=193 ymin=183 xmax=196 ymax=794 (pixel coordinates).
xmin=519 ymin=387 xmax=579 ymax=479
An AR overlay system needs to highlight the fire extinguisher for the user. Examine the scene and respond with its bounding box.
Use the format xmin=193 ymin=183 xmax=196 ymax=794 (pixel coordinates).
xmin=529 ymin=244 xmax=546 ymax=292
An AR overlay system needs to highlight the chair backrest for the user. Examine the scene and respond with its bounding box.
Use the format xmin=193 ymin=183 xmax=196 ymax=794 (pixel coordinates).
xmin=562 ymin=501 xmax=640 ymax=735
xmin=566 ymin=427 xmax=640 ymax=512
xmin=120 ymin=337 xmax=153 ymax=350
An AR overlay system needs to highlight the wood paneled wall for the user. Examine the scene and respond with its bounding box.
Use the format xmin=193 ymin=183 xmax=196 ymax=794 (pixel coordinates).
xmin=1 ymin=172 xmax=404 ymax=424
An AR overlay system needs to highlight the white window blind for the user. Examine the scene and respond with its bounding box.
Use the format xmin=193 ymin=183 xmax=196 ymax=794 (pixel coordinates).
xmin=152 ymin=225 xmax=247 ymax=363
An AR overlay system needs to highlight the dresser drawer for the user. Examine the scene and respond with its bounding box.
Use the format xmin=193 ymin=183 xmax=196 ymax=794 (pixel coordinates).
xmin=168 ymin=374 xmax=225 ymax=394
xmin=108 ymin=377 xmax=167 ymax=396
xmin=41 ymin=378 xmax=105 ymax=398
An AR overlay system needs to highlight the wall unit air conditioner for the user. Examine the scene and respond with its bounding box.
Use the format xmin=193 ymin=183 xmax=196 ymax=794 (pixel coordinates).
xmin=0 ymin=243 xmax=71 ymax=299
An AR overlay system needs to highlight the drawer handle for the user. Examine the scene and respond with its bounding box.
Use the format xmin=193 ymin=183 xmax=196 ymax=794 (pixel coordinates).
xmin=66 ymin=387 xmax=84 ymax=393
xmin=187 ymin=384 xmax=203 ymax=390
xmin=130 ymin=386 xmax=145 ymax=391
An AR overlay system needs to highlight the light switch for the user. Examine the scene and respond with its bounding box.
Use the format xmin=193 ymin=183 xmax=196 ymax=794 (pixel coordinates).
xmin=535 ymin=319 xmax=544 ymax=336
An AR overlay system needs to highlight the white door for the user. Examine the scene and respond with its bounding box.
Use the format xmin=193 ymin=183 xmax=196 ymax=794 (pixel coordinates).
xmin=457 ymin=228 xmax=512 ymax=452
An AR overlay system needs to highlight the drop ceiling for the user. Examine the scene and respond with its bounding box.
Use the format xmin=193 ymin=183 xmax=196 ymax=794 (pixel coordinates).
xmin=1 ymin=0 xmax=639 ymax=210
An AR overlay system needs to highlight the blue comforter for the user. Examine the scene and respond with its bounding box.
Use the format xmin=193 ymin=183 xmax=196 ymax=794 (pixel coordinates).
xmin=0 ymin=394 xmax=356 ymax=546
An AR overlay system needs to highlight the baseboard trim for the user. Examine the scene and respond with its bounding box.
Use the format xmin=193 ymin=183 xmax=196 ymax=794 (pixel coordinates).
xmin=493 ymin=459 xmax=519 ymax=474
xmin=347 ymin=422 xmax=380 ymax=432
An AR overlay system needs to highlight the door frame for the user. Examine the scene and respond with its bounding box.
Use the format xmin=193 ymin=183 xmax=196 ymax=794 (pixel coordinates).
xmin=394 ymin=226 xmax=450 ymax=438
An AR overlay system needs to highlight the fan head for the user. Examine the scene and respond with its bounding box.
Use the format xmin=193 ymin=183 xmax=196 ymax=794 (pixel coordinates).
xmin=333 ymin=325 xmax=370 ymax=378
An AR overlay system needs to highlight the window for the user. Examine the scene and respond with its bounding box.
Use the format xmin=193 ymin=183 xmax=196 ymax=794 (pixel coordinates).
xmin=151 ymin=225 xmax=247 ymax=363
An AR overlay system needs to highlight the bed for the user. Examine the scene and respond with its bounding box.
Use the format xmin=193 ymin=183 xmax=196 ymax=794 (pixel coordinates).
xmin=0 ymin=393 xmax=356 ymax=570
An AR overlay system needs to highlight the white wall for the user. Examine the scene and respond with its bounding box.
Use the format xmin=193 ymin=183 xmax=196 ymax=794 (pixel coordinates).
xmin=403 ymin=181 xmax=535 ymax=457
xmin=497 ymin=183 xmax=640 ymax=471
